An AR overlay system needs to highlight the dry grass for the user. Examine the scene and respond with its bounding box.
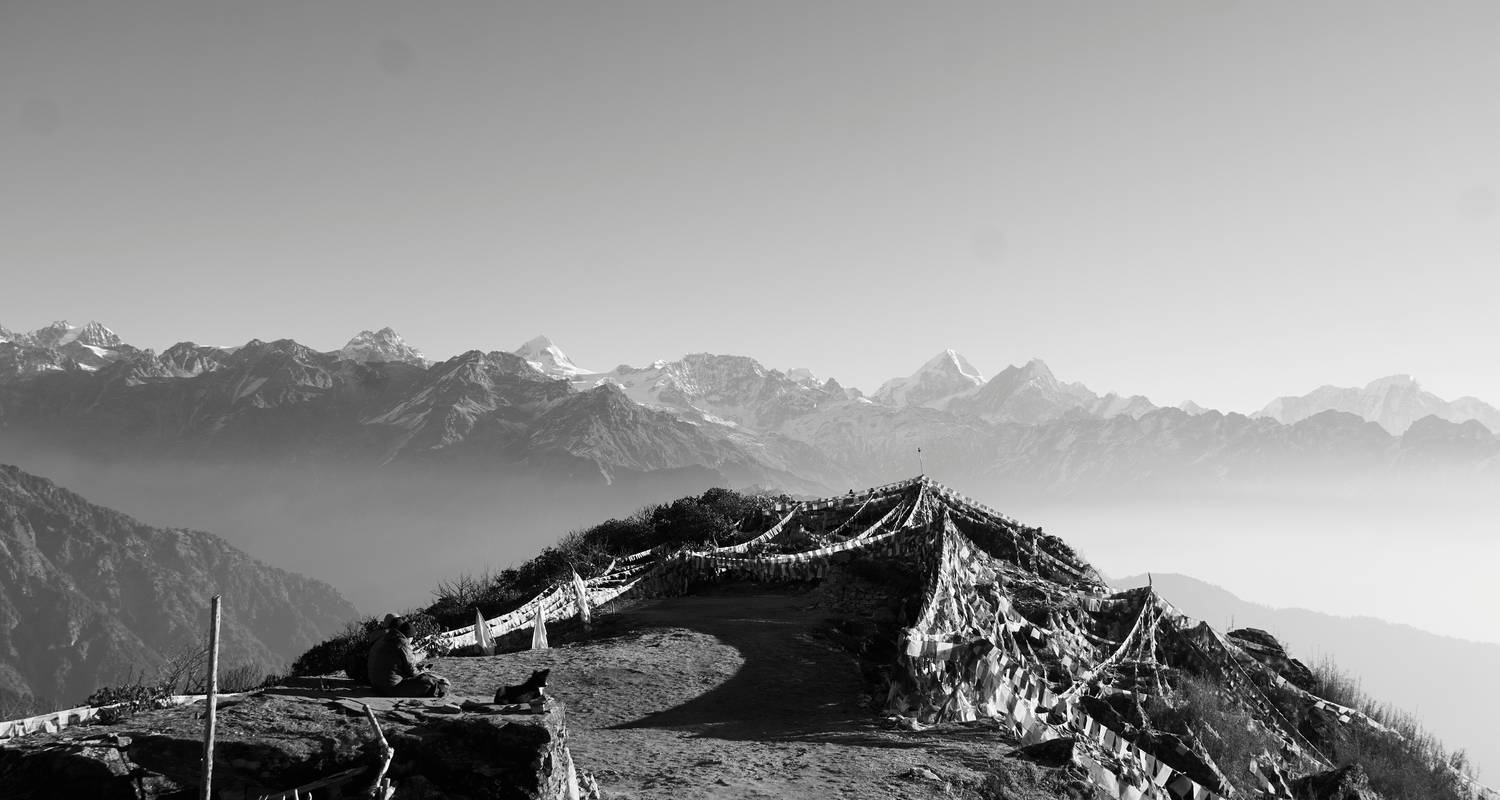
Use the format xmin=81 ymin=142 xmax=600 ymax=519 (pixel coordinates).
xmin=1310 ymin=659 xmax=1478 ymax=799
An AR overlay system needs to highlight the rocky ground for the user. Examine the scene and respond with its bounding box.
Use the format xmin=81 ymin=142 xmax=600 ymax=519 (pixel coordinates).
xmin=0 ymin=686 xmax=578 ymax=798
xmin=434 ymin=585 xmax=1099 ymax=800
xmin=0 ymin=585 xmax=1100 ymax=799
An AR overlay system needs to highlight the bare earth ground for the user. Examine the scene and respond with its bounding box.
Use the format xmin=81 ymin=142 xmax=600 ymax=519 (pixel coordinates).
xmin=433 ymin=587 xmax=1094 ymax=800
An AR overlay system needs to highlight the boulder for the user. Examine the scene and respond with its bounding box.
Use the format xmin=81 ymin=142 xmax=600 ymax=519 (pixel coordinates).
xmin=1289 ymin=763 xmax=1384 ymax=800
xmin=1078 ymin=694 xmax=1148 ymax=736
xmin=1078 ymin=696 xmax=1127 ymax=734
xmin=1010 ymin=736 xmax=1078 ymax=768
xmin=0 ymin=732 xmax=176 ymax=799
xmin=1104 ymin=692 xmax=1148 ymax=731
xmin=388 ymin=700 xmax=573 ymax=798
xmin=1228 ymin=628 xmax=1317 ymax=691
xmin=1131 ymin=730 xmax=1229 ymax=795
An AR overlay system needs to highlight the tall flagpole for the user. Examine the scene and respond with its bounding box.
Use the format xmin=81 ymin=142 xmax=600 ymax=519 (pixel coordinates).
xmin=200 ymin=594 xmax=221 ymax=800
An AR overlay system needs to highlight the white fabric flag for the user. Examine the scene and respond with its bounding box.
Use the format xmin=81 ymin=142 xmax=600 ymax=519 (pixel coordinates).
xmin=475 ymin=608 xmax=495 ymax=656
xmin=571 ymin=570 xmax=592 ymax=627
xmin=563 ymin=747 xmax=581 ymax=800
xmin=531 ymin=603 xmax=549 ymax=650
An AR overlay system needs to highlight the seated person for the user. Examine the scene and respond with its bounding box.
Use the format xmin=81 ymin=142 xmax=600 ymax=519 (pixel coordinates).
xmin=366 ymin=615 xmax=450 ymax=697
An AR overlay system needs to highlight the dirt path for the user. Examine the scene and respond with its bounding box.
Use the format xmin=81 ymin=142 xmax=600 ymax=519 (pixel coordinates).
xmin=433 ymin=588 xmax=1080 ymax=799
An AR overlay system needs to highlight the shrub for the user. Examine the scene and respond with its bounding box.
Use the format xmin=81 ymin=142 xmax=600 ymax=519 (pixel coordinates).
xmin=290 ymin=611 xmax=449 ymax=677
xmin=422 ymin=487 xmax=775 ymax=629
xmin=407 ymin=612 xmax=452 ymax=659
xmin=219 ymin=663 xmax=271 ymax=693
xmin=154 ymin=644 xmax=212 ymax=694
xmin=647 ymin=492 xmax=752 ymax=548
xmin=0 ymin=690 xmax=51 ymax=721
xmin=86 ymin=667 xmax=173 ymax=723
xmin=1146 ymin=673 xmax=1279 ymax=792
xmin=290 ymin=616 xmax=380 ymax=677
xmin=292 ymin=487 xmax=777 ymax=673
xmin=431 ymin=569 xmax=496 ymax=610
xmin=1308 ymin=660 xmax=1477 ymax=800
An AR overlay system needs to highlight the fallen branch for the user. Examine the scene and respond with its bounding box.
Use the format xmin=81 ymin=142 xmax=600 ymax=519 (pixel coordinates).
xmin=255 ymin=705 xmax=397 ymax=800
xmin=363 ymin=703 xmax=396 ymax=799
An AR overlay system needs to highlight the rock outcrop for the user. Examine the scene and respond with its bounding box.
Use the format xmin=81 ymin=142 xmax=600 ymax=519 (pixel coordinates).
xmin=0 ymin=686 xmax=588 ymax=799
xmin=1228 ymin=628 xmax=1317 ymax=691
xmin=1289 ymin=763 xmax=1383 ymax=800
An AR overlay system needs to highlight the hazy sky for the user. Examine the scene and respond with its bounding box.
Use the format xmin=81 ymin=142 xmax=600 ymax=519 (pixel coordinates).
xmin=5 ymin=1 xmax=1500 ymax=412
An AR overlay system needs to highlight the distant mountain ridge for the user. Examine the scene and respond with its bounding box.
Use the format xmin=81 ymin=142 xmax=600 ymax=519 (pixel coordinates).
xmin=0 ymin=332 xmax=838 ymax=491
xmin=1257 ymin=374 xmax=1500 ymax=435
xmin=0 ymin=463 xmax=357 ymax=707
xmin=1 ymin=321 xmax=1497 ymax=494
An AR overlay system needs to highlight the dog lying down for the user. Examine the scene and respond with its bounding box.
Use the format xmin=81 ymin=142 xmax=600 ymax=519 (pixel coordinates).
xmin=494 ymin=669 xmax=550 ymax=705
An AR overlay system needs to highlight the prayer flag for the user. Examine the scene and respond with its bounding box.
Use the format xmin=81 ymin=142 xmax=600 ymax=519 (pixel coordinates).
xmin=475 ymin=608 xmax=495 ymax=656
xmin=531 ymin=604 xmax=549 ymax=650
xmin=572 ymin=569 xmax=592 ymax=627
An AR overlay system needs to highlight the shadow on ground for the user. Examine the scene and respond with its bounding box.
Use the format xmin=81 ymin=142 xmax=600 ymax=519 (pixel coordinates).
xmin=598 ymin=589 xmax=926 ymax=748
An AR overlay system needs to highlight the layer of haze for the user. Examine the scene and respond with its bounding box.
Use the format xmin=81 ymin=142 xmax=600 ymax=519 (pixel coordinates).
xmin=6 ymin=1 xmax=1500 ymax=412
xmin=1008 ymin=492 xmax=1500 ymax=645
xmin=10 ymin=438 xmax=1499 ymax=775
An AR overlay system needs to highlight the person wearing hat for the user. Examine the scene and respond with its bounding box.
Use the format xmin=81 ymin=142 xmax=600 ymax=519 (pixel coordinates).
xmin=367 ymin=615 xmax=450 ymax=697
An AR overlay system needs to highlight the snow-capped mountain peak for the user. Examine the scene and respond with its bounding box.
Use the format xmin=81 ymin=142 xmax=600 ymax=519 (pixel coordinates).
xmin=76 ymin=321 xmax=123 ymax=348
xmin=1015 ymin=357 xmax=1054 ymax=382
xmin=514 ymin=335 xmax=590 ymax=378
xmin=931 ymin=349 xmax=986 ymax=382
xmin=336 ymin=327 xmax=426 ymax=366
xmin=786 ymin=367 xmax=819 ymax=386
xmin=578 ymin=352 xmax=847 ymax=430
xmin=30 ymin=320 xmax=121 ymax=349
xmin=1257 ymin=373 xmax=1500 ymax=434
xmin=1178 ymin=400 xmax=1209 ymax=416
xmin=28 ymin=320 xmax=74 ymax=347
xmin=873 ymin=349 xmax=987 ymax=409
xmin=0 ymin=320 xmax=132 ymax=375
xmin=1365 ymin=374 xmax=1417 ymax=392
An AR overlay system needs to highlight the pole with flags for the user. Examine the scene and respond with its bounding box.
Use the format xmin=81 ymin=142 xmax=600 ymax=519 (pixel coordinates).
xmin=917 ymin=447 xmax=925 ymax=475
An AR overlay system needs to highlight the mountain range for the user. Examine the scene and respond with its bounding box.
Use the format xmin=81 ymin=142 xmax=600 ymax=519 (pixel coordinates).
xmin=3 ymin=319 xmax=1497 ymax=782
xmin=1256 ymin=373 xmax=1500 ymax=435
xmin=0 ymin=463 xmax=355 ymax=708
xmin=2 ymin=320 xmax=1497 ymax=497
xmin=0 ymin=321 xmax=134 ymax=378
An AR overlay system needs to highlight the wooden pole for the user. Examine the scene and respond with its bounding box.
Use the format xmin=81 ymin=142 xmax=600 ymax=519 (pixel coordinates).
xmin=200 ymin=594 xmax=222 ymax=800
xmin=363 ymin=703 xmax=395 ymax=797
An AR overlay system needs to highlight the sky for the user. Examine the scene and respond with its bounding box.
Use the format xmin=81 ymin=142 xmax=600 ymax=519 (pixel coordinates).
xmin=5 ymin=1 xmax=1500 ymax=414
